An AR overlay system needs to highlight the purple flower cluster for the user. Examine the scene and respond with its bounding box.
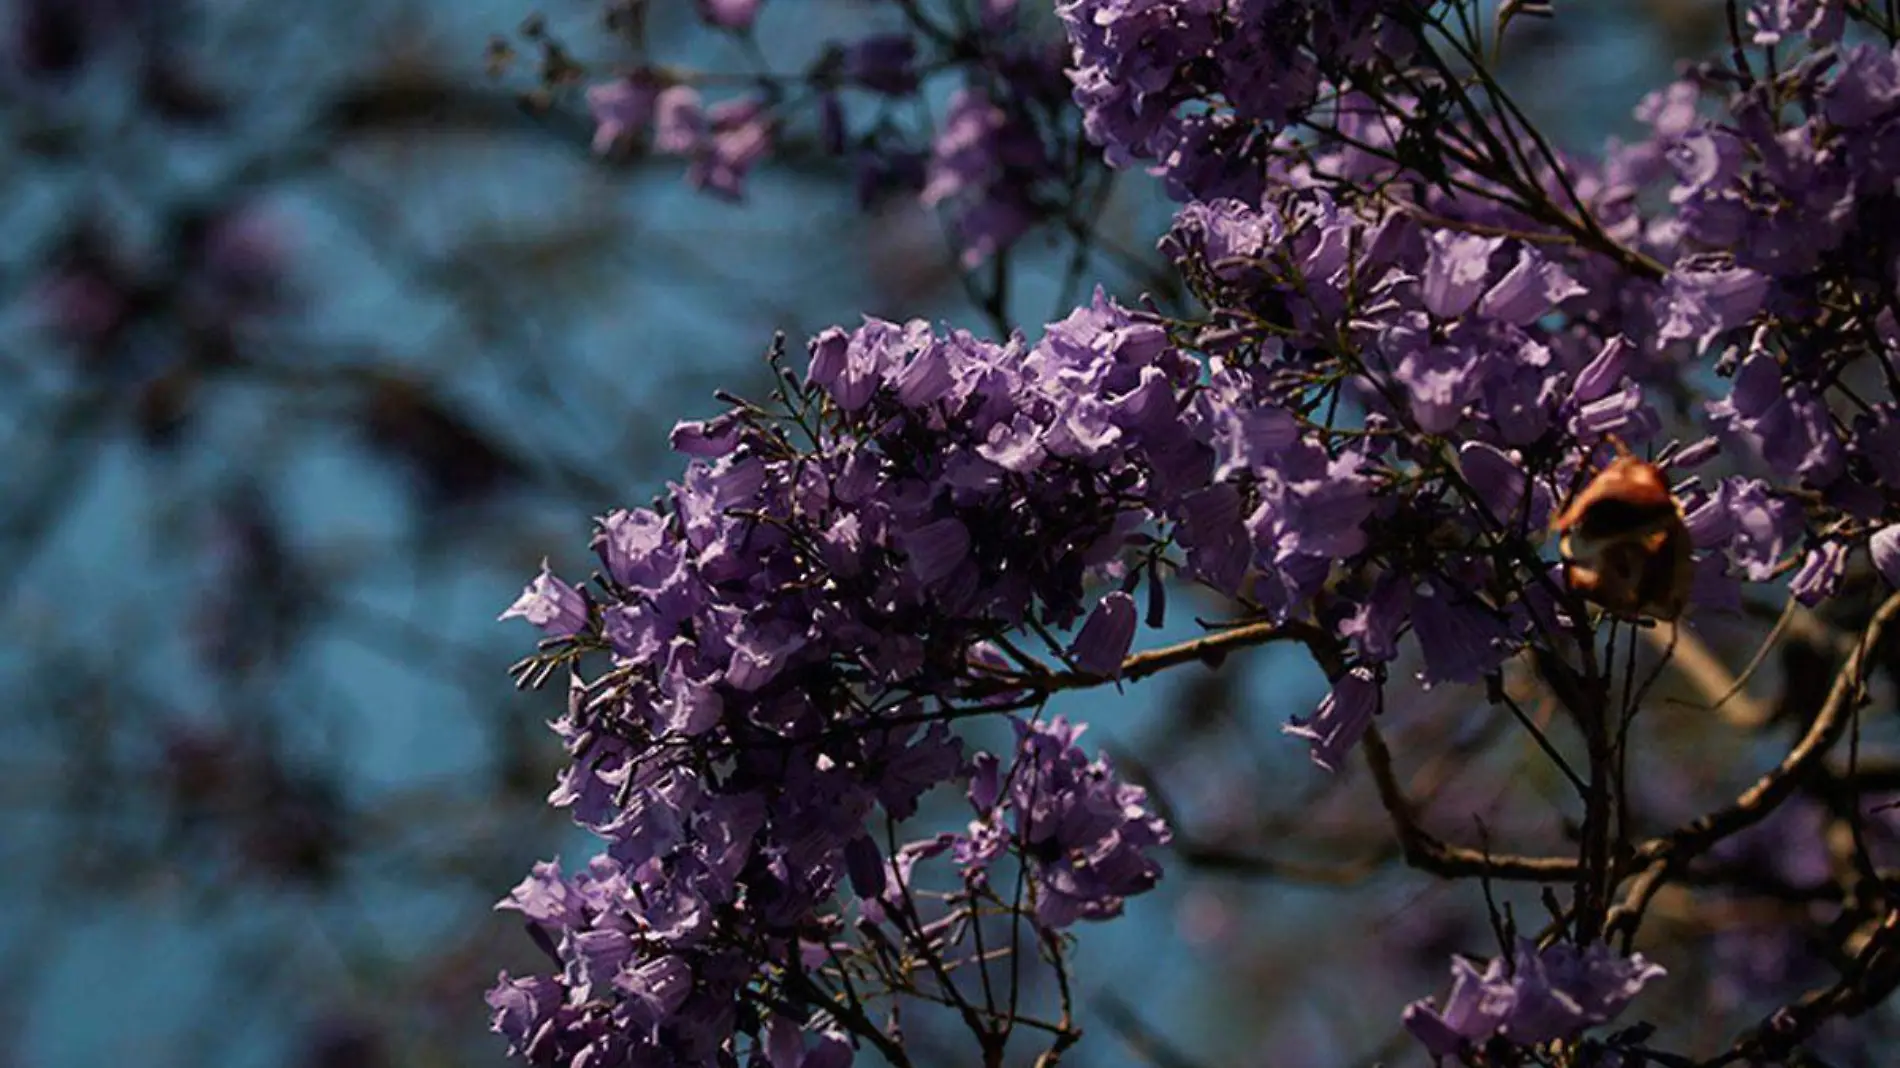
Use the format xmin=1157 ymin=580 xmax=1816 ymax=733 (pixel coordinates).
xmin=1402 ymin=939 xmax=1666 ymax=1056
xmin=960 ymin=717 xmax=1171 ymax=928
xmin=493 ymin=297 xmax=1279 ymax=1063
xmin=580 ymin=12 xmax=1067 ymax=265
xmin=586 ymin=79 xmax=775 ymax=201
xmin=1058 ymin=0 xmax=1415 ymax=202
xmin=923 ymin=86 xmax=1055 ymax=268
xmin=488 ymin=857 xmax=740 ymax=1065
xmin=494 ymin=229 xmax=1716 ymax=1054
xmin=1585 ymin=43 xmax=1900 ymax=602
xmin=500 ymin=3 xmax=1900 ymax=1061
xmin=1166 ymin=187 xmax=1678 ymax=737
xmin=1165 ymin=190 xmax=1643 ymax=455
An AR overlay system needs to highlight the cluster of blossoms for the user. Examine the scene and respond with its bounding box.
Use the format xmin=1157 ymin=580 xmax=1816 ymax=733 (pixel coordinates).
xmin=587 ymin=75 xmax=777 ymax=203
xmin=1402 ymin=939 xmax=1667 ymax=1057
xmin=492 ymin=180 xmax=1706 ymax=1055
xmin=1059 ymin=0 xmax=1418 ymax=202
xmin=1163 ymin=185 xmax=1672 ymax=701
xmin=493 ymin=0 xmax=1900 ymax=1062
xmin=492 ymin=296 xmax=1262 ymax=1064
xmin=577 ymin=0 xmax=1067 ymax=266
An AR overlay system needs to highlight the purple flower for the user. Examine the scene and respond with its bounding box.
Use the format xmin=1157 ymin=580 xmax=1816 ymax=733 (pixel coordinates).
xmin=923 ymin=88 xmax=1049 ymax=266
xmin=1478 ymin=246 xmax=1585 ymax=325
xmin=1057 ymin=0 xmax=1397 ymax=201
xmin=1284 ymin=667 xmax=1380 ymax=771
xmin=1708 ymin=352 xmax=1844 ymax=487
xmin=1873 ymin=526 xmax=1900 ymax=587
xmin=1421 ymin=232 xmax=1503 ymax=318
xmin=807 ymin=321 xmax=895 ymax=411
xmin=1401 ymin=955 xmax=1513 ymax=1057
xmin=499 ymin=560 xmax=589 ymax=638
xmin=1669 ymin=129 xmax=1745 ymax=211
xmin=1825 ymin=44 xmax=1900 ymax=127
xmin=1791 ymin=541 xmax=1848 ymax=606
xmin=901 ymin=517 xmax=971 ymax=586
xmin=654 ymin=86 xmax=706 ymax=155
xmin=1656 ymin=263 xmax=1769 ymax=350
xmin=946 ymin=196 xmax=1037 ymax=269
xmin=1719 ymin=479 xmax=1802 ymax=581
xmin=490 ymin=292 xmax=1700 ymax=1065
xmin=1342 ymin=575 xmax=1409 ymax=663
xmin=1747 ymin=0 xmax=1844 ymax=45
xmin=1411 ymin=583 xmax=1512 ymax=688
xmin=1459 ymin=441 xmax=1539 ymax=528
xmin=485 ymin=971 xmax=564 ymax=1051
xmin=764 ymin=1017 xmax=853 ymax=1068
xmin=670 ymin=412 xmax=743 ymax=458
xmin=497 ymin=858 xmax=584 ymax=927
xmin=1404 ymin=940 xmax=1666 ymax=1053
xmin=687 ymin=97 xmax=775 ymax=201
xmin=1503 ymin=940 xmax=1667 ymax=1043
xmin=586 ymin=75 xmax=659 ymax=154
xmin=1394 ymin=344 xmax=1480 ymax=433
xmin=1069 ymin=590 xmax=1138 ymax=677
xmin=1569 ymin=335 xmax=1630 ymax=406
xmin=1634 ymin=80 xmax=1700 ymax=140
xmin=1272 ymin=447 xmax=1377 ymax=558
xmin=618 ymin=956 xmax=693 ymax=1029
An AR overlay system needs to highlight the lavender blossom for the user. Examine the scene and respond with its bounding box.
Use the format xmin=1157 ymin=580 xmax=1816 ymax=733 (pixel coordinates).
xmin=585 ymin=75 xmax=660 ymax=154
xmin=1069 ymin=590 xmax=1138 ymax=677
xmin=1284 ymin=667 xmax=1380 ymax=772
xmin=1404 ymin=940 xmax=1666 ymax=1054
xmin=962 ymin=717 xmax=1171 ymax=928
xmin=1873 ymin=526 xmax=1900 ymax=587
xmin=499 ymin=561 xmax=589 ymax=638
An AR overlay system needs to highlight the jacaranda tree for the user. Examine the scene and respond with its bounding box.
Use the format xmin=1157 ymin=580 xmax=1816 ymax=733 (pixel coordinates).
xmin=488 ymin=1 xmax=1900 ymax=1064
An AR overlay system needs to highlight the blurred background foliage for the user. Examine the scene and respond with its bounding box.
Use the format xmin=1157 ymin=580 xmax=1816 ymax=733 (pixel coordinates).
xmin=3 ymin=1 xmax=1850 ymax=1066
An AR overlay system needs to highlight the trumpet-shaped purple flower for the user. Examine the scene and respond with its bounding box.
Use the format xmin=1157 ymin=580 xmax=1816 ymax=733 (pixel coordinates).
xmin=1411 ymin=583 xmax=1513 ymax=688
xmin=1656 ymin=262 xmax=1769 ymax=351
xmin=499 ymin=560 xmax=589 ymax=638
xmin=1404 ymin=940 xmax=1666 ymax=1054
xmin=1421 ymin=232 xmax=1503 ymax=319
xmin=1284 ymin=667 xmax=1381 ymax=771
xmin=1708 ymin=351 xmax=1844 ymax=488
xmin=1069 ymin=590 xmax=1138 ymax=677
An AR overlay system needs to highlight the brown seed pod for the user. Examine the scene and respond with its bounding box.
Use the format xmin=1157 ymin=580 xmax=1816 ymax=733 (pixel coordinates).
xmin=1551 ymin=441 xmax=1692 ymax=621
